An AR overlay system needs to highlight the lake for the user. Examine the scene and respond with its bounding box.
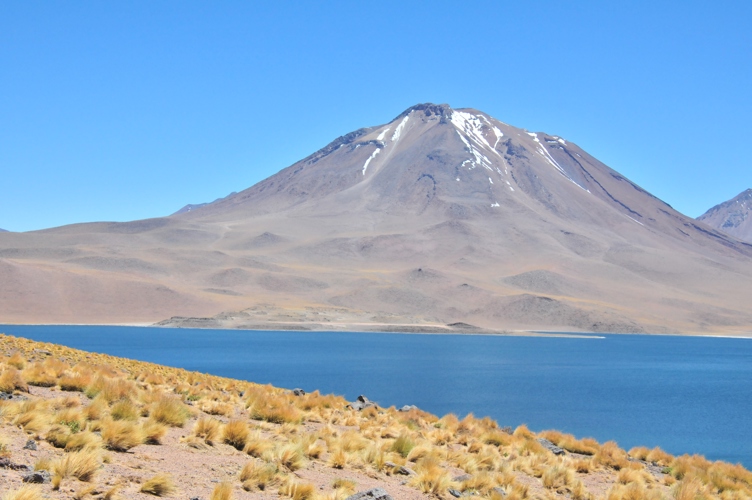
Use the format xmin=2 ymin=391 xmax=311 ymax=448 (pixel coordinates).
xmin=1 ymin=325 xmax=751 ymax=467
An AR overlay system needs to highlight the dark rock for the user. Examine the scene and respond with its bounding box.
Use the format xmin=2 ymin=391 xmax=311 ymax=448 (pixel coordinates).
xmin=452 ymin=474 xmax=472 ymax=482
xmin=345 ymin=487 xmax=394 ymax=500
xmin=292 ymin=388 xmax=306 ymax=396
xmin=398 ymin=405 xmax=418 ymax=412
xmin=33 ymin=349 xmax=52 ymax=356
xmin=383 ymin=461 xmax=415 ymax=476
xmin=500 ymin=426 xmax=513 ymax=434
xmin=492 ymin=487 xmax=507 ymax=496
xmin=537 ymin=438 xmax=565 ymax=455
xmin=23 ymin=470 xmax=51 ymax=484
xmin=449 ymin=489 xmax=462 ymax=498
xmin=0 ymin=392 xmax=13 ymax=400
xmin=396 ymin=465 xmax=416 ymax=476
xmin=23 ymin=439 xmax=37 ymax=451
xmin=347 ymin=394 xmax=377 ymax=411
xmin=0 ymin=457 xmax=31 ymax=471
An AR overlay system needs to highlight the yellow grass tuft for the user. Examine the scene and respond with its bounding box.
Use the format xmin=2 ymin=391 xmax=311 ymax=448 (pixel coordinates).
xmin=150 ymin=394 xmax=191 ymax=427
xmin=52 ymin=448 xmax=100 ymax=482
xmin=595 ymin=441 xmax=630 ymax=470
xmin=72 ymin=484 xmax=97 ymax=500
xmin=101 ymin=418 xmax=145 ymax=451
xmin=142 ymin=418 xmax=169 ymax=444
xmin=210 ymin=482 xmax=234 ymax=500
xmin=332 ymin=478 xmax=357 ymax=496
xmin=0 ymin=368 xmax=29 ymax=393
xmin=276 ymin=442 xmax=307 ymax=471
xmin=328 ymin=447 xmax=349 ymax=469
xmin=84 ymin=396 xmax=107 ymax=421
xmin=559 ymin=435 xmax=600 ymax=455
xmin=645 ymin=447 xmax=674 ymax=466
xmin=103 ymin=485 xmax=120 ymax=500
xmin=280 ymin=478 xmax=317 ymax=500
xmin=140 ymin=473 xmax=176 ymax=496
xmin=65 ymin=431 xmax=103 ymax=452
xmin=542 ymin=465 xmax=575 ymax=490
xmin=2 ymin=485 xmax=43 ymax=500
xmin=59 ymin=373 xmax=92 ymax=392
xmin=7 ymin=352 xmax=26 ymax=369
xmin=22 ymin=364 xmax=57 ymax=387
xmin=46 ymin=424 xmax=72 ymax=448
xmin=192 ymin=417 xmax=222 ymax=445
xmin=574 ymin=458 xmax=591 ymax=473
xmin=616 ymin=468 xmax=647 ymax=485
xmin=222 ymin=419 xmax=250 ymax=450
xmin=246 ymin=388 xmax=302 ymax=424
xmin=409 ymin=457 xmax=452 ymax=495
xmin=243 ymin=431 xmax=273 ymax=457
xmin=513 ymin=424 xmax=535 ymax=439
xmin=240 ymin=460 xmax=278 ymax=491
xmin=110 ymin=398 xmax=139 ymax=421
xmin=85 ymin=376 xmax=135 ymax=402
xmin=628 ymin=446 xmax=650 ymax=461
xmin=390 ymin=432 xmax=415 ymax=458
xmin=198 ymin=399 xmax=235 ymax=417
xmin=460 ymin=470 xmax=496 ymax=494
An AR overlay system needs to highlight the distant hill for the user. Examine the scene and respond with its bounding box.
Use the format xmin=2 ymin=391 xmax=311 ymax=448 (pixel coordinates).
xmin=0 ymin=228 xmax=7 ymax=232
xmin=1 ymin=103 xmax=751 ymax=334
xmin=172 ymin=192 xmax=236 ymax=215
xmin=697 ymin=189 xmax=752 ymax=243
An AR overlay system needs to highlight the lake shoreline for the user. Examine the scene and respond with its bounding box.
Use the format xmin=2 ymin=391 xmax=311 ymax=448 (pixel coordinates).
xmin=4 ymin=321 xmax=752 ymax=338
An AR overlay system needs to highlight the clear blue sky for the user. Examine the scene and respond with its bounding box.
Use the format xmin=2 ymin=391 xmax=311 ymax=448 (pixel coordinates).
xmin=2 ymin=1 xmax=751 ymax=232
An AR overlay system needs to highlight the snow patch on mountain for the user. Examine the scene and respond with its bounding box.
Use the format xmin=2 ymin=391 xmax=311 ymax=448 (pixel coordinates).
xmin=391 ymin=116 xmax=409 ymax=142
xmin=362 ymin=147 xmax=382 ymax=175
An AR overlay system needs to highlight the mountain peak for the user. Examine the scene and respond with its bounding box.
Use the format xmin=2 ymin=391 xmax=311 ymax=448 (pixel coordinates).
xmin=393 ymin=103 xmax=453 ymax=121
xmin=698 ymin=189 xmax=752 ymax=243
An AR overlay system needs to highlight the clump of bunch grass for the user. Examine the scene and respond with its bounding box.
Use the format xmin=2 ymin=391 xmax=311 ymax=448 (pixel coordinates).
xmin=210 ymin=482 xmax=234 ymax=500
xmin=246 ymin=387 xmax=302 ymax=425
xmin=0 ymin=367 xmax=29 ymax=393
xmin=2 ymin=485 xmax=44 ymax=500
xmin=390 ymin=432 xmax=415 ymax=458
xmin=409 ymin=457 xmax=453 ymax=495
xmin=280 ymin=478 xmax=317 ymax=500
xmin=595 ymin=441 xmax=630 ymax=470
xmin=191 ymin=416 xmax=222 ymax=445
xmin=52 ymin=449 xmax=100 ymax=483
xmin=142 ymin=418 xmax=168 ymax=444
xmin=140 ymin=473 xmax=176 ymax=496
xmin=100 ymin=418 xmax=145 ymax=451
xmin=332 ymin=478 xmax=357 ymax=496
xmin=276 ymin=442 xmax=307 ymax=471
xmin=65 ymin=431 xmax=102 ymax=452
xmin=240 ymin=460 xmax=279 ymax=491
xmin=149 ymin=394 xmax=191 ymax=427
xmin=110 ymin=398 xmax=139 ymax=421
xmin=222 ymin=419 xmax=250 ymax=450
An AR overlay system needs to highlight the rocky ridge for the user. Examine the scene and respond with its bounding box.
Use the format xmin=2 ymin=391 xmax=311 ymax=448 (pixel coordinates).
xmin=697 ymin=189 xmax=752 ymax=243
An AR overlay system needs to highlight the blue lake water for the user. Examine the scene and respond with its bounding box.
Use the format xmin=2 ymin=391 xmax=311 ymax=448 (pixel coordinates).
xmin=2 ymin=325 xmax=751 ymax=467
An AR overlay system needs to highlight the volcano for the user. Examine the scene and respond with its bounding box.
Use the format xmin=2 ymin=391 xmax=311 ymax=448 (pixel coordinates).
xmin=2 ymin=104 xmax=751 ymax=334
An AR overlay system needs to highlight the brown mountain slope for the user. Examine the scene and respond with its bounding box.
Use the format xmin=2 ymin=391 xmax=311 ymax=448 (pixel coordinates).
xmin=1 ymin=104 xmax=751 ymax=334
xmin=697 ymin=189 xmax=752 ymax=243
